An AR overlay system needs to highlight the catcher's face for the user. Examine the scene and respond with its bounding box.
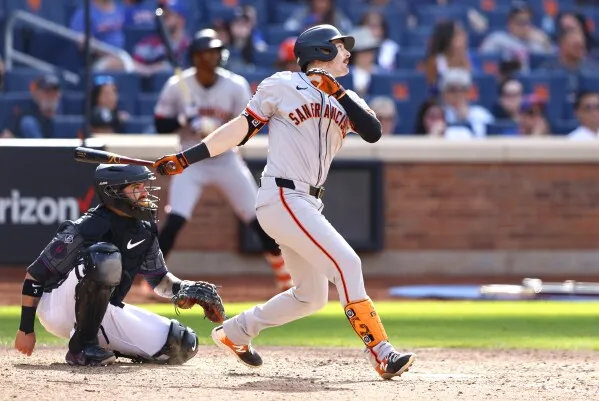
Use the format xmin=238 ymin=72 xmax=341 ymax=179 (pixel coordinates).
xmin=122 ymin=182 xmax=158 ymax=210
xmin=327 ymin=39 xmax=351 ymax=77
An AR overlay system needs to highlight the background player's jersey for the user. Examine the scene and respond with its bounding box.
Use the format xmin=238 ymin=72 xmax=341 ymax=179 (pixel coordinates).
xmin=27 ymin=205 xmax=167 ymax=305
xmin=246 ymin=71 xmax=371 ymax=187
xmin=155 ymin=67 xmax=252 ymax=149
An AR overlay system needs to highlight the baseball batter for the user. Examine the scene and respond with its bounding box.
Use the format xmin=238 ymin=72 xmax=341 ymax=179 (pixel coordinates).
xmin=154 ymin=29 xmax=293 ymax=291
xmin=153 ymin=25 xmax=416 ymax=379
xmin=14 ymin=164 xmax=224 ymax=366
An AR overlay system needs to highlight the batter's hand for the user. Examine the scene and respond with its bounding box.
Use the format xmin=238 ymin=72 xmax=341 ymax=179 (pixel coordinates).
xmin=14 ymin=330 xmax=36 ymax=356
xmin=306 ymin=68 xmax=345 ymax=99
xmin=153 ymin=153 xmax=189 ymax=176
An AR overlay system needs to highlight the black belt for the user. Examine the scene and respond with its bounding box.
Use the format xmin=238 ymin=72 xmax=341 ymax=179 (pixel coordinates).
xmin=273 ymin=178 xmax=325 ymax=199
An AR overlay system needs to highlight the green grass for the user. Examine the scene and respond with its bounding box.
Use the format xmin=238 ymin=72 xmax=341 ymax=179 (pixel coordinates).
xmin=2 ymin=301 xmax=598 ymax=350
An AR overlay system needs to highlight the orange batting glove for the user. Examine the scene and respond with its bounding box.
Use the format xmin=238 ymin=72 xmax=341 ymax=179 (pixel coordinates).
xmin=306 ymin=68 xmax=346 ymax=99
xmin=153 ymin=153 xmax=189 ymax=176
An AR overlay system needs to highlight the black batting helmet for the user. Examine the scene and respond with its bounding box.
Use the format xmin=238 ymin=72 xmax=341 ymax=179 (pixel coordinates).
xmin=94 ymin=164 xmax=160 ymax=222
xmin=294 ymin=24 xmax=355 ymax=71
xmin=188 ymin=29 xmax=229 ymax=65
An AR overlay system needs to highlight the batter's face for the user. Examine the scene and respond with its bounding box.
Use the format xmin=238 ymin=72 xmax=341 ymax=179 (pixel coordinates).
xmin=326 ymin=39 xmax=351 ymax=77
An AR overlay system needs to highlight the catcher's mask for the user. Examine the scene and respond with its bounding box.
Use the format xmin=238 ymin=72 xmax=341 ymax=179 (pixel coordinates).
xmin=94 ymin=164 xmax=160 ymax=223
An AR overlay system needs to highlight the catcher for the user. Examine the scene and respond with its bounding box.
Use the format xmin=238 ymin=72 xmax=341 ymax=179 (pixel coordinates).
xmin=14 ymin=164 xmax=225 ymax=366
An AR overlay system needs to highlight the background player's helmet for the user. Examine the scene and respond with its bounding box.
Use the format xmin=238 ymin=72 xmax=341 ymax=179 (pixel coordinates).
xmin=293 ymin=24 xmax=355 ymax=71
xmin=94 ymin=164 xmax=160 ymax=222
xmin=188 ymin=28 xmax=229 ymax=66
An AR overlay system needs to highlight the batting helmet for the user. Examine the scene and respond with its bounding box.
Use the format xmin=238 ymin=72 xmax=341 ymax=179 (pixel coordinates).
xmin=293 ymin=24 xmax=355 ymax=71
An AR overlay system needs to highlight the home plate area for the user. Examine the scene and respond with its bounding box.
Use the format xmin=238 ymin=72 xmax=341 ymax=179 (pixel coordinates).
xmin=2 ymin=347 xmax=597 ymax=401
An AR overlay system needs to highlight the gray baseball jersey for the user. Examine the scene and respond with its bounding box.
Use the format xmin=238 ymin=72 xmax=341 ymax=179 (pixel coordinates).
xmin=246 ymin=71 xmax=371 ymax=187
xmin=154 ymin=66 xmax=251 ymax=149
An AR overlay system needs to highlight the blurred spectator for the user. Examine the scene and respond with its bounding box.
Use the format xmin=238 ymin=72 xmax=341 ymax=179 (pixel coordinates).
xmin=515 ymin=95 xmax=550 ymax=136
xmin=439 ymin=68 xmax=494 ymax=138
xmin=90 ymin=76 xmax=129 ymax=134
xmin=414 ymin=97 xmax=476 ymax=139
xmin=491 ymin=78 xmax=524 ymax=122
xmin=70 ymin=0 xmax=126 ymax=71
xmin=479 ymin=2 xmax=552 ymax=73
xmin=358 ymin=11 xmax=400 ymax=71
xmin=284 ymin=0 xmax=352 ymax=33
xmin=424 ymin=20 xmax=477 ymax=90
xmin=1 ymin=75 xmax=61 ymax=139
xmin=349 ymin=27 xmax=383 ymax=97
xmin=369 ymin=96 xmax=397 ymax=135
xmin=133 ymin=0 xmax=190 ymax=76
xmin=276 ymin=37 xmax=301 ymax=72
xmin=568 ymin=91 xmax=599 ymax=140
xmin=124 ymin=0 xmax=155 ymax=28
xmin=539 ymin=30 xmax=599 ymax=95
xmin=555 ymin=11 xmax=599 ymax=59
xmin=215 ymin=6 xmax=267 ymax=71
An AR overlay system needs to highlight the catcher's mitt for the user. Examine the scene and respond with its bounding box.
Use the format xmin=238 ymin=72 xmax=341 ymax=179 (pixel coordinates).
xmin=306 ymin=68 xmax=345 ymax=99
xmin=172 ymin=280 xmax=226 ymax=323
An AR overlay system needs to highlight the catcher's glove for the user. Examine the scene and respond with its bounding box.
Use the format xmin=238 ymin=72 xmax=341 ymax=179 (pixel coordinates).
xmin=306 ymin=68 xmax=346 ymax=99
xmin=172 ymin=280 xmax=226 ymax=323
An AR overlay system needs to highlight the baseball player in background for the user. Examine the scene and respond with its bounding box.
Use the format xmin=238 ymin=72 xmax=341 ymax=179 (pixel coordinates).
xmin=14 ymin=164 xmax=224 ymax=366
xmin=153 ymin=24 xmax=416 ymax=380
xmin=153 ymin=29 xmax=293 ymax=291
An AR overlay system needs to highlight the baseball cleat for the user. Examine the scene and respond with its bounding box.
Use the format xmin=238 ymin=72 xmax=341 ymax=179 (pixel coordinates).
xmin=211 ymin=326 xmax=263 ymax=368
xmin=65 ymin=345 xmax=116 ymax=366
xmin=375 ymin=352 xmax=416 ymax=380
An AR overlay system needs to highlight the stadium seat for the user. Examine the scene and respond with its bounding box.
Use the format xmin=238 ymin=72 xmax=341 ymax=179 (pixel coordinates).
xmin=4 ymin=69 xmax=63 ymax=92
xmin=529 ymin=53 xmax=557 ymax=70
xmin=471 ymin=74 xmax=498 ymax=109
xmin=551 ymin=119 xmax=578 ymax=136
xmin=5 ymin=0 xmax=66 ymax=25
xmin=394 ymin=99 xmax=420 ymax=135
xmin=402 ymin=27 xmax=432 ymax=48
xmin=486 ymin=120 xmax=518 ymax=136
xmin=53 ymin=115 xmax=84 ymax=139
xmin=477 ymin=53 xmax=502 ymax=76
xmin=28 ymin=32 xmax=83 ymax=73
xmin=150 ymin=71 xmax=172 ymax=93
xmin=272 ymin=2 xmax=303 ymax=24
xmin=253 ymin=46 xmax=280 ymax=69
xmin=62 ymin=91 xmax=84 ymax=115
xmin=264 ymin=24 xmax=300 ymax=46
xmin=517 ymin=72 xmax=568 ymax=122
xmin=395 ymin=48 xmax=426 ymax=71
xmin=137 ymin=93 xmax=159 ymax=116
xmin=336 ymin=73 xmax=354 ymax=92
xmin=416 ymin=4 xmax=469 ymax=27
xmin=124 ymin=115 xmax=155 ymax=134
xmin=0 ymin=92 xmax=32 ymax=131
xmin=369 ymin=72 xmax=428 ymax=106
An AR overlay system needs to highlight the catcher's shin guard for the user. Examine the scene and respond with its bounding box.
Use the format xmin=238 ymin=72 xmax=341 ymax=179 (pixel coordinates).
xmin=152 ymin=319 xmax=199 ymax=365
xmin=344 ymin=298 xmax=388 ymax=348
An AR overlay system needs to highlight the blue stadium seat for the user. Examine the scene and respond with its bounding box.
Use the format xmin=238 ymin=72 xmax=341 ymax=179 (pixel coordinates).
xmin=254 ymin=46 xmax=280 ymax=69
xmin=517 ymin=72 xmax=568 ymax=121
xmin=416 ymin=4 xmax=469 ymax=27
xmin=5 ymin=0 xmax=66 ymax=25
xmin=369 ymin=72 xmax=428 ymax=105
xmin=477 ymin=53 xmax=502 ymax=76
xmin=394 ymin=99 xmax=420 ymax=135
xmin=264 ymin=25 xmax=300 ymax=46
xmin=124 ymin=115 xmax=155 ymax=134
xmin=486 ymin=120 xmax=518 ymax=136
xmin=62 ymin=91 xmax=84 ymax=115
xmin=551 ymin=119 xmax=578 ymax=136
xmin=205 ymin=2 xmax=237 ymax=24
xmin=530 ymin=53 xmax=557 ymax=70
xmin=150 ymin=71 xmax=172 ymax=93
xmin=137 ymin=93 xmax=159 ymax=116
xmin=336 ymin=72 xmax=354 ymax=91
xmin=471 ymin=74 xmax=498 ymax=109
xmin=402 ymin=27 xmax=432 ymax=48
xmin=28 ymin=32 xmax=83 ymax=72
xmin=4 ymin=69 xmax=60 ymax=92
xmin=273 ymin=2 xmax=303 ymax=24
xmin=395 ymin=48 xmax=426 ymax=71
xmin=53 ymin=115 xmax=84 ymax=139
xmin=0 ymin=92 xmax=31 ymax=130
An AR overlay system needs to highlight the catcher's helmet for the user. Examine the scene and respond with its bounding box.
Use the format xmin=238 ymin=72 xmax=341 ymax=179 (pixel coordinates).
xmin=94 ymin=164 xmax=160 ymax=222
xmin=294 ymin=24 xmax=355 ymax=71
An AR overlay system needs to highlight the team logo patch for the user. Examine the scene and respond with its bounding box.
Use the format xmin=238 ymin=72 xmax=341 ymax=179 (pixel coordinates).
xmin=345 ymin=308 xmax=355 ymax=319
xmin=50 ymin=241 xmax=68 ymax=259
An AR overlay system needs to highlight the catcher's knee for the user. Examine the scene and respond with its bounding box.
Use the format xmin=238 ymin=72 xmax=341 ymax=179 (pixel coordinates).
xmin=153 ymin=319 xmax=198 ymax=365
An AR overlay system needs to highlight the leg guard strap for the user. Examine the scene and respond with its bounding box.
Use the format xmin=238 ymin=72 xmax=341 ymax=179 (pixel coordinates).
xmin=344 ymin=298 xmax=388 ymax=348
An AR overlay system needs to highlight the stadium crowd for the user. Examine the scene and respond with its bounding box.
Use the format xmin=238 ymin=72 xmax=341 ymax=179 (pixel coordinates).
xmin=1 ymin=0 xmax=599 ymax=139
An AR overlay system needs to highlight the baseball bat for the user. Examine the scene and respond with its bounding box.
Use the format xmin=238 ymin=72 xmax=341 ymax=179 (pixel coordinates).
xmin=74 ymin=147 xmax=155 ymax=167
xmin=155 ymin=7 xmax=192 ymax=104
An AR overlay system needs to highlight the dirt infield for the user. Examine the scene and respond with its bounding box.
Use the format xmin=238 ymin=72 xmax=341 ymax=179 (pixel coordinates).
xmin=2 ymin=347 xmax=597 ymax=401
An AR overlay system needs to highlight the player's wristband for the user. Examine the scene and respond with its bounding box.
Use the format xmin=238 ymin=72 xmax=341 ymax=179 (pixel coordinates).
xmin=19 ymin=306 xmax=36 ymax=334
xmin=22 ymin=278 xmax=43 ymax=297
xmin=182 ymin=142 xmax=211 ymax=164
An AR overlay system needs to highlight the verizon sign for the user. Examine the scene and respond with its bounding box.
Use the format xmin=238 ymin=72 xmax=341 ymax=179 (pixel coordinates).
xmin=0 ymin=144 xmax=101 ymax=264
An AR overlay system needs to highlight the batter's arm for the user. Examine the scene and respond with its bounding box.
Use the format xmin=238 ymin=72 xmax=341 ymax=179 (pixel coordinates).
xmin=338 ymin=94 xmax=382 ymax=143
